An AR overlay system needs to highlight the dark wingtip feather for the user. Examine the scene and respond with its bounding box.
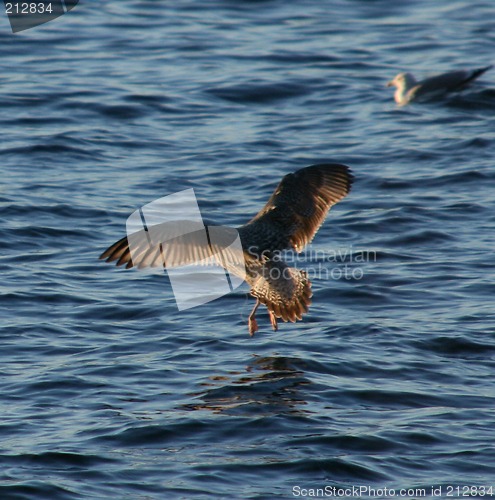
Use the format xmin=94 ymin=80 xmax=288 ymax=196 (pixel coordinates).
xmin=99 ymin=236 xmax=133 ymax=268
xmin=465 ymin=65 xmax=493 ymax=86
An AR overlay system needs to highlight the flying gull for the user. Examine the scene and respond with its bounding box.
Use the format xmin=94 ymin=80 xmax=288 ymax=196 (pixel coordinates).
xmin=100 ymin=164 xmax=353 ymax=336
xmin=387 ymin=65 xmax=492 ymax=106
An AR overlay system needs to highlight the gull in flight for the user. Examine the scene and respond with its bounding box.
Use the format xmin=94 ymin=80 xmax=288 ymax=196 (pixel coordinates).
xmin=387 ymin=65 xmax=492 ymax=106
xmin=100 ymin=164 xmax=353 ymax=336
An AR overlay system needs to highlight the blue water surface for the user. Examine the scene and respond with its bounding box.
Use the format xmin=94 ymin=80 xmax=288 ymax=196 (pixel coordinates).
xmin=1 ymin=1 xmax=495 ymax=499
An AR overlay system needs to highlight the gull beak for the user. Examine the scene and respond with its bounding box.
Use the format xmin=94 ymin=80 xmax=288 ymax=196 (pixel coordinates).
xmin=386 ymin=80 xmax=394 ymax=87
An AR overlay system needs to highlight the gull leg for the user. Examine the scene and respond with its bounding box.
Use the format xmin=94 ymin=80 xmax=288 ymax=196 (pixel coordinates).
xmin=268 ymin=310 xmax=278 ymax=331
xmin=248 ymin=299 xmax=260 ymax=337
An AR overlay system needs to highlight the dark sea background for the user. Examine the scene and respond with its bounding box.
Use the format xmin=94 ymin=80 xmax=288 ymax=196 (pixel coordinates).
xmin=1 ymin=1 xmax=495 ymax=499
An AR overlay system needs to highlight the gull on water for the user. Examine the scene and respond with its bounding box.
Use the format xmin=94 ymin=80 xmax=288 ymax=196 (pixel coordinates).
xmin=100 ymin=164 xmax=353 ymax=336
xmin=387 ymin=65 xmax=492 ymax=106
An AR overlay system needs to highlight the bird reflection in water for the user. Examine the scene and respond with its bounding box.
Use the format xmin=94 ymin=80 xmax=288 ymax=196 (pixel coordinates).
xmin=181 ymin=355 xmax=312 ymax=416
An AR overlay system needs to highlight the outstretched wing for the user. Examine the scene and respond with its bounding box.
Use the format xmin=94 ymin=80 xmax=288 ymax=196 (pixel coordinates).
xmin=240 ymin=163 xmax=353 ymax=252
xmin=247 ymin=258 xmax=312 ymax=323
xmin=99 ymin=224 xmax=245 ymax=278
xmin=99 ymin=232 xmax=215 ymax=270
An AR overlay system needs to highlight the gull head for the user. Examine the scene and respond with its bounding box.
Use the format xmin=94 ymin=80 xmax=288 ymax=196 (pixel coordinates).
xmin=387 ymin=72 xmax=417 ymax=105
xmin=387 ymin=72 xmax=416 ymax=90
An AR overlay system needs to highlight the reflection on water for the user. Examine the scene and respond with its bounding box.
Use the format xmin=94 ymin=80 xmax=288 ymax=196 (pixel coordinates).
xmin=183 ymin=356 xmax=311 ymax=415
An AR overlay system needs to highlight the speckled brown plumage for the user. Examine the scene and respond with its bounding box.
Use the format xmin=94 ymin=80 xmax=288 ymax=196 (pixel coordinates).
xmin=100 ymin=163 xmax=353 ymax=336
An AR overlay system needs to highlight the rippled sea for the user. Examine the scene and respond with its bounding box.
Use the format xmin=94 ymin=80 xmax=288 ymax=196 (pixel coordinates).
xmin=2 ymin=1 xmax=495 ymax=499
